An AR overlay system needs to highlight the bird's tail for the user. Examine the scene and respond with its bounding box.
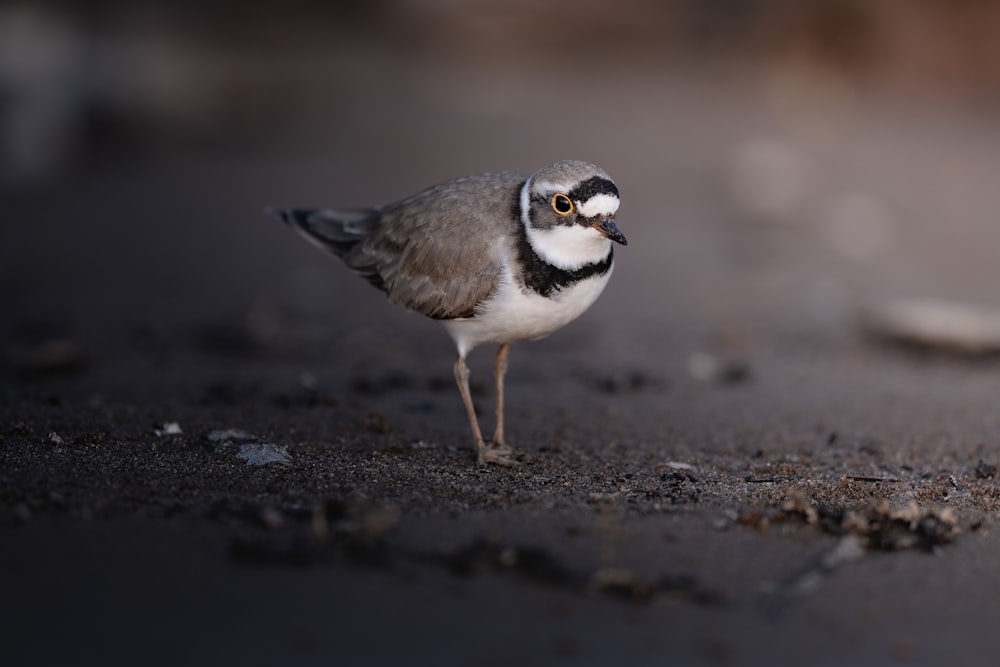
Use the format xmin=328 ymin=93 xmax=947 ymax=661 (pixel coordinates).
xmin=266 ymin=207 xmax=374 ymax=259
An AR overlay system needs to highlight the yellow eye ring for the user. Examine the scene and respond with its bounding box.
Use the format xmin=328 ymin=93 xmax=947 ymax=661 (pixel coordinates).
xmin=551 ymin=193 xmax=574 ymax=215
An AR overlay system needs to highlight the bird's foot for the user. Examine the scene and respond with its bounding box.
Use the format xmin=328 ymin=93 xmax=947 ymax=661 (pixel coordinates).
xmin=477 ymin=441 xmax=518 ymax=467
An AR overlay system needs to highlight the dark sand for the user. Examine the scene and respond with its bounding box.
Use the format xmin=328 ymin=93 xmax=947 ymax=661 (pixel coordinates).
xmin=5 ymin=74 xmax=1000 ymax=666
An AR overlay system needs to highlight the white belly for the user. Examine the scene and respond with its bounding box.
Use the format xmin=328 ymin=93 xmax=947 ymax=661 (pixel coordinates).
xmin=440 ymin=266 xmax=613 ymax=358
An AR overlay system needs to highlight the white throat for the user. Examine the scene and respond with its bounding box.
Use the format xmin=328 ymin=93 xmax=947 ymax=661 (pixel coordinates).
xmin=524 ymin=225 xmax=611 ymax=271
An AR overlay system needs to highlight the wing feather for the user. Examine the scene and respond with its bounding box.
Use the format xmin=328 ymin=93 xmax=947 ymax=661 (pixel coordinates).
xmin=363 ymin=172 xmax=524 ymax=319
xmin=273 ymin=171 xmax=525 ymax=320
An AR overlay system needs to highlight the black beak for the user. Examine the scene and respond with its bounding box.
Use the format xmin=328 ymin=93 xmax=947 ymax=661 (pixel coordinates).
xmin=593 ymin=218 xmax=627 ymax=246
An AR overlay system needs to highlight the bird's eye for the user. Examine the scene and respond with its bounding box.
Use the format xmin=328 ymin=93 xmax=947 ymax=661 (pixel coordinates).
xmin=551 ymin=193 xmax=574 ymax=215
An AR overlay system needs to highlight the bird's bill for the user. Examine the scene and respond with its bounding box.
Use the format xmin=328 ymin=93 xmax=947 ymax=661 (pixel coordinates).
xmin=592 ymin=218 xmax=627 ymax=246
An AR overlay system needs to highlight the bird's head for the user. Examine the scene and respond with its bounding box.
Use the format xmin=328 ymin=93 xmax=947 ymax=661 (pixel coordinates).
xmin=520 ymin=161 xmax=626 ymax=270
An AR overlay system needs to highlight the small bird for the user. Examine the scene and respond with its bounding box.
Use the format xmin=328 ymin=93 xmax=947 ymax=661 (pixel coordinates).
xmin=270 ymin=161 xmax=626 ymax=465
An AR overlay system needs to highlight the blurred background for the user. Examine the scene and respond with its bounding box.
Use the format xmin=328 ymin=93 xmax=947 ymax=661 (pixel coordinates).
xmin=6 ymin=0 xmax=1000 ymax=171
xmin=5 ymin=0 xmax=1000 ymax=391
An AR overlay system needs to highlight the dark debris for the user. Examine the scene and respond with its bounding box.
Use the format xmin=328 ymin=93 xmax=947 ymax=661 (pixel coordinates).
xmin=975 ymin=460 xmax=998 ymax=479
xmin=436 ymin=538 xmax=721 ymax=605
xmin=741 ymin=493 xmax=961 ymax=552
xmin=226 ymin=497 xmax=721 ymax=606
xmin=594 ymin=370 xmax=667 ymax=395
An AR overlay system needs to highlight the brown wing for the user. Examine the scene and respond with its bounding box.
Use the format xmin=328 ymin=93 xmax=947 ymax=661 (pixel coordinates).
xmin=346 ymin=171 xmax=525 ymax=320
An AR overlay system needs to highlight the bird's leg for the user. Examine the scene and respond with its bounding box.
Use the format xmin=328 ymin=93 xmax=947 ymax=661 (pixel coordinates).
xmin=492 ymin=343 xmax=509 ymax=448
xmin=454 ymin=354 xmax=515 ymax=466
xmin=453 ymin=355 xmax=485 ymax=449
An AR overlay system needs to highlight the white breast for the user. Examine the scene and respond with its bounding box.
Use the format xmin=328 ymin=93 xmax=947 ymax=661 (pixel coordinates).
xmin=441 ymin=264 xmax=613 ymax=358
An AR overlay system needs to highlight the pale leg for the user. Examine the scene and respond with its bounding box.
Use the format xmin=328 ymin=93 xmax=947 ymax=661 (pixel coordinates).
xmin=493 ymin=343 xmax=509 ymax=447
xmin=454 ymin=354 xmax=515 ymax=466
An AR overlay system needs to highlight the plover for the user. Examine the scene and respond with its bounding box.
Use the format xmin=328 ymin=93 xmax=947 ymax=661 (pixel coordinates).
xmin=270 ymin=160 xmax=626 ymax=465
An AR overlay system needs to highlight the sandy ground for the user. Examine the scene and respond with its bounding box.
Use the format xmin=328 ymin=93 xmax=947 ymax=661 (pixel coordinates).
xmin=5 ymin=71 xmax=1000 ymax=665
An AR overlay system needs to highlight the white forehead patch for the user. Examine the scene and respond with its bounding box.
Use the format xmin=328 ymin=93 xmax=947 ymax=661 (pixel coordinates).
xmin=531 ymin=180 xmax=572 ymax=196
xmin=576 ymin=193 xmax=619 ymax=218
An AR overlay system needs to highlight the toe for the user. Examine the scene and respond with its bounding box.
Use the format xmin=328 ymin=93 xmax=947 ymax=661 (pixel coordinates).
xmin=478 ymin=443 xmax=519 ymax=467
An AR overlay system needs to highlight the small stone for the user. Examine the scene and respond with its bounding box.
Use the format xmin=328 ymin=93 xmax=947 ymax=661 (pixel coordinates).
xmin=154 ymin=422 xmax=183 ymax=437
xmin=207 ymin=428 xmax=253 ymax=443
xmin=865 ymin=298 xmax=1000 ymax=355
xmin=237 ymin=443 xmax=292 ymax=466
